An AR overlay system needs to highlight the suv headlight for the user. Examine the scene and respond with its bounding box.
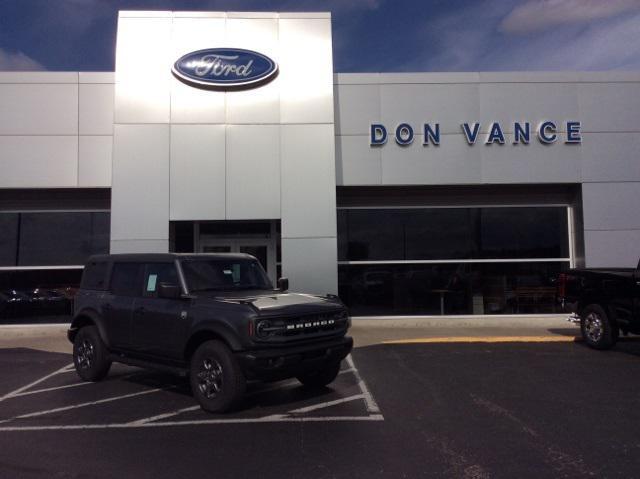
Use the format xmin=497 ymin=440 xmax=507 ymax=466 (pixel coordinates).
xmin=256 ymin=320 xmax=273 ymax=339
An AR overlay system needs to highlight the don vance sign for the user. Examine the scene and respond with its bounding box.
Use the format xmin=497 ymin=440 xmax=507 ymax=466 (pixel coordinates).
xmin=370 ymin=121 xmax=582 ymax=146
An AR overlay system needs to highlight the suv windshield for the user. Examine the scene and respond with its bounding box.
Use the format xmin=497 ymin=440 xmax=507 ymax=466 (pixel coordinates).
xmin=181 ymin=259 xmax=273 ymax=292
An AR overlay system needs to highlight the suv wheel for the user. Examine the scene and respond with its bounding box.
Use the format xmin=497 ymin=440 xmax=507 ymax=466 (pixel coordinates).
xmin=580 ymin=304 xmax=618 ymax=350
xmin=190 ymin=340 xmax=246 ymax=413
xmin=296 ymin=362 xmax=341 ymax=389
xmin=73 ymin=325 xmax=111 ymax=381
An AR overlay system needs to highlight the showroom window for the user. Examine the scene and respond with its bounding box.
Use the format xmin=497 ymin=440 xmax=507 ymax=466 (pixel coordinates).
xmin=337 ymin=206 xmax=571 ymax=316
xmin=0 ymin=211 xmax=110 ymax=324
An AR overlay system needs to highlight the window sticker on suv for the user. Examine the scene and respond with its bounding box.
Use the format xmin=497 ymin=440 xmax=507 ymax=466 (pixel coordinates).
xmin=146 ymin=274 xmax=157 ymax=292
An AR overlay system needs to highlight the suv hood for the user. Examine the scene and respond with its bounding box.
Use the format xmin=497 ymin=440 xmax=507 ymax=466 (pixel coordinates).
xmin=196 ymin=290 xmax=343 ymax=315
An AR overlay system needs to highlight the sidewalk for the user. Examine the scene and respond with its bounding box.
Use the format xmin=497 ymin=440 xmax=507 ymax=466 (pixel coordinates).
xmin=0 ymin=315 xmax=578 ymax=353
xmin=350 ymin=315 xmax=577 ymax=347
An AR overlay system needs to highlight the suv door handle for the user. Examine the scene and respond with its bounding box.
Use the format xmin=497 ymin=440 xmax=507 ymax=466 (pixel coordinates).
xmin=103 ymin=304 xmax=113 ymax=312
xmin=134 ymin=307 xmax=146 ymax=315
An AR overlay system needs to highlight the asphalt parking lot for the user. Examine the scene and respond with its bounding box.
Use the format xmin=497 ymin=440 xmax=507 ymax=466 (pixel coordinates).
xmin=2 ymin=336 xmax=640 ymax=478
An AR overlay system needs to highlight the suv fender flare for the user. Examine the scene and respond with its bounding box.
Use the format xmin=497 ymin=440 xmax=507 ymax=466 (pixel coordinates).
xmin=69 ymin=309 xmax=110 ymax=347
xmin=185 ymin=323 xmax=243 ymax=357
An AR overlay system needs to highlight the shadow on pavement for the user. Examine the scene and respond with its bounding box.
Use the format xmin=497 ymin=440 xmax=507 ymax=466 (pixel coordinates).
xmin=546 ymin=327 xmax=580 ymax=337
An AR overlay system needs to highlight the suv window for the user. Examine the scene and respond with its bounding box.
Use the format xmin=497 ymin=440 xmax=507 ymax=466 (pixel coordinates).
xmin=110 ymin=263 xmax=142 ymax=297
xmin=181 ymin=258 xmax=272 ymax=292
xmin=81 ymin=261 xmax=108 ymax=290
xmin=143 ymin=263 xmax=179 ymax=298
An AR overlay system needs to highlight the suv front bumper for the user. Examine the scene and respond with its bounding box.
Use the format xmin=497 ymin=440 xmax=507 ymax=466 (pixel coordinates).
xmin=236 ymin=335 xmax=353 ymax=381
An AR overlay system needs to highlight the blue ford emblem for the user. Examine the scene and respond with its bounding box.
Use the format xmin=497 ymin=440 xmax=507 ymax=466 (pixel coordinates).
xmin=172 ymin=48 xmax=278 ymax=89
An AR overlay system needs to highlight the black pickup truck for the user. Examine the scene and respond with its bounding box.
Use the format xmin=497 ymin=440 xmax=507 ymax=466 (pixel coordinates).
xmin=68 ymin=253 xmax=352 ymax=412
xmin=557 ymin=258 xmax=640 ymax=349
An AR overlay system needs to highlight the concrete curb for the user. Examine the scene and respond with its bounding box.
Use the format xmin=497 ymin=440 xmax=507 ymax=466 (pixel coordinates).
xmin=352 ymin=315 xmax=571 ymax=329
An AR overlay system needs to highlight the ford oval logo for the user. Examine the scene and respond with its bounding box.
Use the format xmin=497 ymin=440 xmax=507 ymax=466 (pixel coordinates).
xmin=172 ymin=48 xmax=278 ymax=89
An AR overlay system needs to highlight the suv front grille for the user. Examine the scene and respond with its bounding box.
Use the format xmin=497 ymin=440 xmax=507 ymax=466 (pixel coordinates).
xmin=255 ymin=311 xmax=348 ymax=341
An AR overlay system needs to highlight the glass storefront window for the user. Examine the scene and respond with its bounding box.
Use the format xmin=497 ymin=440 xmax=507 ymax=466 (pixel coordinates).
xmin=337 ymin=205 xmax=571 ymax=315
xmin=0 ymin=269 xmax=82 ymax=324
xmin=478 ymin=208 xmax=569 ymax=259
xmin=338 ymin=262 xmax=567 ymax=316
xmin=0 ymin=213 xmax=19 ymax=266
xmin=0 ymin=211 xmax=110 ymax=324
xmin=18 ymin=212 xmax=110 ymax=266
xmin=0 ymin=212 xmax=110 ymax=267
xmin=338 ymin=207 xmax=569 ymax=261
xmin=405 ymin=209 xmax=477 ymax=260
xmin=338 ymin=209 xmax=405 ymax=260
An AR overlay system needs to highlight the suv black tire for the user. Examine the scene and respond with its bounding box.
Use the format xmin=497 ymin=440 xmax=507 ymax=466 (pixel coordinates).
xmin=190 ymin=340 xmax=246 ymax=413
xmin=296 ymin=361 xmax=341 ymax=389
xmin=73 ymin=325 xmax=112 ymax=381
xmin=580 ymin=304 xmax=618 ymax=350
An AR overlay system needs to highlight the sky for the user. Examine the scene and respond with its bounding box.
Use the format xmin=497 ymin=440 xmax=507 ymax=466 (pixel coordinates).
xmin=1 ymin=0 xmax=640 ymax=72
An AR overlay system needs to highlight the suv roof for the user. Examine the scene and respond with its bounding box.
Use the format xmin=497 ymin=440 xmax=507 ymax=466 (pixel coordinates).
xmin=87 ymin=253 xmax=255 ymax=263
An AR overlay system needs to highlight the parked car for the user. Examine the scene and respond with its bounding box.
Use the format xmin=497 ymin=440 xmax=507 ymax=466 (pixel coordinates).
xmin=0 ymin=288 xmax=72 ymax=323
xmin=557 ymin=258 xmax=640 ymax=349
xmin=68 ymin=253 xmax=352 ymax=412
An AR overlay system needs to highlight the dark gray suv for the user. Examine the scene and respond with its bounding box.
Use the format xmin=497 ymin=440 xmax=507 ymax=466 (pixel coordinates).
xmin=68 ymin=253 xmax=352 ymax=412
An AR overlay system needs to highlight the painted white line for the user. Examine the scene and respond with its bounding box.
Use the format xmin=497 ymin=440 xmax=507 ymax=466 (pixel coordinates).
xmin=12 ymin=381 xmax=92 ymax=398
xmin=0 ymin=388 xmax=166 ymax=424
xmin=0 ymin=363 xmax=74 ymax=403
xmin=338 ymin=368 xmax=355 ymax=375
xmin=287 ymin=394 xmax=365 ymax=414
xmin=151 ymin=415 xmax=385 ymax=426
xmin=345 ymin=355 xmax=381 ymax=414
xmin=0 ymin=414 xmax=385 ymax=431
xmin=127 ymin=405 xmax=201 ymax=426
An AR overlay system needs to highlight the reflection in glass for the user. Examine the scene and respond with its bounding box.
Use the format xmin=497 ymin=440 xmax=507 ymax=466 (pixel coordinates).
xmin=339 ymin=262 xmax=567 ymax=316
xmin=338 ymin=207 xmax=569 ymax=261
xmin=18 ymin=212 xmax=110 ymax=266
xmin=0 ymin=269 xmax=82 ymax=324
xmin=0 ymin=214 xmax=19 ymax=266
xmin=0 ymin=211 xmax=110 ymax=323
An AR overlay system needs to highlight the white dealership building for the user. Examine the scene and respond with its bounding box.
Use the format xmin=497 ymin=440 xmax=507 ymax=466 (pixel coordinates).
xmin=1 ymin=11 xmax=639 ymax=319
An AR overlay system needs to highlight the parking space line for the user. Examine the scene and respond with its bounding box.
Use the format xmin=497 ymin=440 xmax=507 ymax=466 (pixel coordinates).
xmin=0 ymin=388 xmax=167 ymax=424
xmin=287 ymin=394 xmax=365 ymax=414
xmin=12 ymin=381 xmax=92 ymax=398
xmin=149 ymin=415 xmax=385 ymax=426
xmin=127 ymin=406 xmax=201 ymax=426
xmin=346 ymin=355 xmax=381 ymax=414
xmin=0 ymin=354 xmax=383 ymax=431
xmin=0 ymin=363 xmax=74 ymax=403
xmin=0 ymin=414 xmax=385 ymax=431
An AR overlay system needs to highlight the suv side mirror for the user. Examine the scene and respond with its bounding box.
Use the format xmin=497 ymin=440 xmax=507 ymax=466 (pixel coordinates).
xmin=277 ymin=277 xmax=289 ymax=292
xmin=158 ymin=283 xmax=182 ymax=299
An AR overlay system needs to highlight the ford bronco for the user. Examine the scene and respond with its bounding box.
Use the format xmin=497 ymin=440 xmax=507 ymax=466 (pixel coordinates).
xmin=68 ymin=253 xmax=352 ymax=412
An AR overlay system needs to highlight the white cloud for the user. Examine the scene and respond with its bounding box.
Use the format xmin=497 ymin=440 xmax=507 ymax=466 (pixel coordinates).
xmin=510 ymin=11 xmax=640 ymax=70
xmin=0 ymin=48 xmax=45 ymax=71
xmin=500 ymin=0 xmax=640 ymax=34
xmin=261 ymin=0 xmax=381 ymax=12
xmin=400 ymin=0 xmax=640 ymax=72
xmin=39 ymin=0 xmax=111 ymax=34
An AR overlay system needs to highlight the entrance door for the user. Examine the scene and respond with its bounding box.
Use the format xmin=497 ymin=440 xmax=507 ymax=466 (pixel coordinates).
xmin=199 ymin=238 xmax=275 ymax=283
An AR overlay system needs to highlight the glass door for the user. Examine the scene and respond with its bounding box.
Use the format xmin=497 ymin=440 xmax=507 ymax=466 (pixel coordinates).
xmin=199 ymin=239 xmax=276 ymax=284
